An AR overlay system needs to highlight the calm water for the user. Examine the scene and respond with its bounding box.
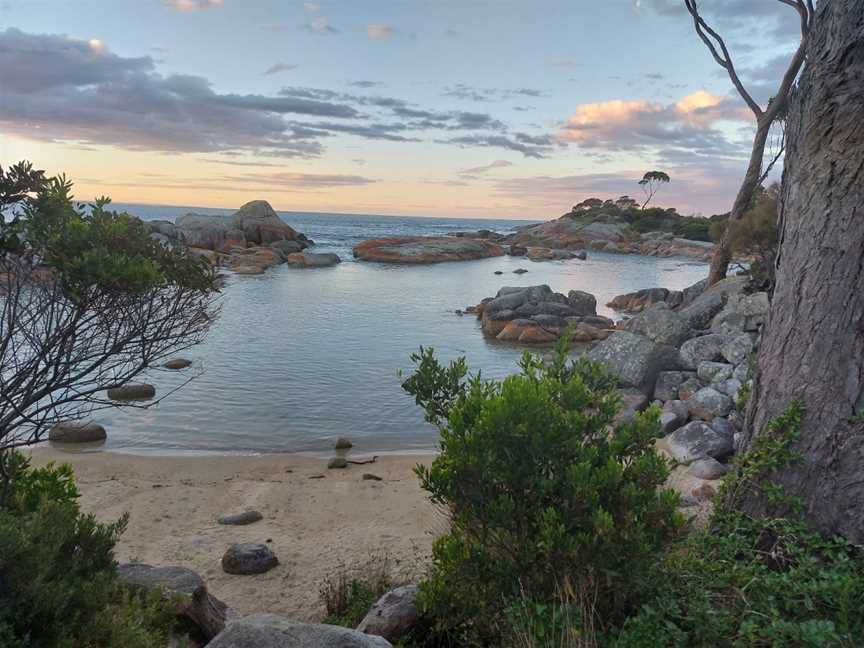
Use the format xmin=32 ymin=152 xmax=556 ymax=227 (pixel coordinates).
xmin=66 ymin=205 xmax=708 ymax=456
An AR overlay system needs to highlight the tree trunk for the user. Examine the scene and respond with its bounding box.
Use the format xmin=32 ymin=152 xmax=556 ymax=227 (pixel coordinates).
xmin=740 ymin=0 xmax=864 ymax=542
xmin=705 ymin=120 xmax=771 ymax=286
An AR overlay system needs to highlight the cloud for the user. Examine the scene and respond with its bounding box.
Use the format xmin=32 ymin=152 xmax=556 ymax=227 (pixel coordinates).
xmin=442 ymin=84 xmax=547 ymax=102
xmin=348 ymin=80 xmax=383 ymax=88
xmin=264 ymin=62 xmax=297 ymax=75
xmin=303 ymin=3 xmax=339 ymax=34
xmin=558 ymin=90 xmax=751 ymax=155
xmin=642 ymin=0 xmax=802 ymax=42
xmin=165 ymin=0 xmax=222 ymax=10
xmin=459 ymin=160 xmax=513 ymax=176
xmin=441 ymin=134 xmax=556 ymax=159
xmin=0 ymin=28 xmax=561 ymax=164
xmin=367 ymin=24 xmax=395 ymax=40
xmin=105 ymin=171 xmax=376 ymax=193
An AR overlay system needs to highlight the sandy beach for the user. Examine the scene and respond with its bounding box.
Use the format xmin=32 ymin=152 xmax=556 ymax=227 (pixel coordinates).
xmin=28 ymin=448 xmax=439 ymax=622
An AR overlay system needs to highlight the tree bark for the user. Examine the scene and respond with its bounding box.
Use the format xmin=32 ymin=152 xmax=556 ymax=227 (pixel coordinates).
xmin=740 ymin=0 xmax=864 ymax=542
xmin=706 ymin=121 xmax=771 ymax=286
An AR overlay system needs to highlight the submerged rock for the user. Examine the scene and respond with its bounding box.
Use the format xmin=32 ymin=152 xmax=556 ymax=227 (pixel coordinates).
xmin=286 ymin=252 xmax=341 ymax=268
xmin=48 ymin=422 xmax=107 ymax=443
xmin=106 ymin=382 xmax=156 ymax=401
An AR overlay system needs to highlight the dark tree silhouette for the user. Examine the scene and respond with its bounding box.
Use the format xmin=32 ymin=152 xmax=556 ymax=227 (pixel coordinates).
xmin=638 ymin=171 xmax=670 ymax=209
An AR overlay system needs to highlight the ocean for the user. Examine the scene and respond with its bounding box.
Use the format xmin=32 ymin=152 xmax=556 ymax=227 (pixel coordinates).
xmin=66 ymin=204 xmax=709 ymax=456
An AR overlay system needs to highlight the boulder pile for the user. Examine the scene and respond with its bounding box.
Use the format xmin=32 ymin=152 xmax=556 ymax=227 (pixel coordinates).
xmin=588 ymin=276 xmax=770 ymax=498
xmin=471 ymin=285 xmax=614 ymax=344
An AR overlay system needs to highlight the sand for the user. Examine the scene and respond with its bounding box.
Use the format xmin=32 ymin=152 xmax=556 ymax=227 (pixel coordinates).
xmin=28 ymin=448 xmax=440 ymax=622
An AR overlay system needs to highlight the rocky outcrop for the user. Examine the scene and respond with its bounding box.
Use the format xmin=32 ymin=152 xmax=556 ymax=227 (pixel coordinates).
xmin=48 ymin=421 xmax=107 ymax=443
xmin=472 ymin=285 xmax=612 ymax=345
xmin=356 ymin=584 xmax=419 ymax=643
xmin=145 ymin=200 xmax=309 ymax=254
xmin=503 ymin=213 xmax=714 ymax=261
xmin=353 ymin=237 xmax=504 ymax=264
xmin=208 ymin=615 xmax=392 ymax=648
xmin=622 ymin=303 xmax=692 ymax=346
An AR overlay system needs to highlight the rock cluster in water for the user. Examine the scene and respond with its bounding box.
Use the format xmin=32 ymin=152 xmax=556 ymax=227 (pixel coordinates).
xmin=470 ymin=285 xmax=614 ymax=344
xmin=142 ymin=200 xmax=340 ymax=275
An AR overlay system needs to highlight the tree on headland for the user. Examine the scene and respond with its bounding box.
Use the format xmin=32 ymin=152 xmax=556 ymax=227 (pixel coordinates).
xmin=637 ymin=170 xmax=670 ymax=209
xmin=737 ymin=1 xmax=864 ymax=543
xmin=684 ymin=0 xmax=813 ymax=287
xmin=0 ymin=163 xmax=219 ymax=486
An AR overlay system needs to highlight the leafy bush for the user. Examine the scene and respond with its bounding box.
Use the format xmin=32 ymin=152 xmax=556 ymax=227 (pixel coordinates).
xmin=402 ymin=337 xmax=682 ymax=645
xmin=0 ymin=451 xmax=180 ymax=648
xmin=564 ymin=202 xmax=713 ymax=242
xmin=614 ymin=403 xmax=864 ymax=647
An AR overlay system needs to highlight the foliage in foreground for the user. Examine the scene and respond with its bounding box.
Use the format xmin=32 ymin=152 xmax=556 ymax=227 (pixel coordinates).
xmin=0 ymin=452 xmax=181 ymax=648
xmin=401 ymin=336 xmax=682 ymax=645
xmin=615 ymin=402 xmax=864 ymax=648
xmin=320 ymin=553 xmax=395 ymax=628
xmin=0 ymin=161 xmax=219 ymax=453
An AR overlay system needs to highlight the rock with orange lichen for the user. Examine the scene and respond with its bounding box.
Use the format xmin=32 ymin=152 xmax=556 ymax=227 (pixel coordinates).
xmin=471 ymin=285 xmax=612 ymax=346
xmin=353 ymin=236 xmax=504 ymax=264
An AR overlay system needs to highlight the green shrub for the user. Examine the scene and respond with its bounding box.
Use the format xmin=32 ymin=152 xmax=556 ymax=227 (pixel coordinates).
xmin=402 ymin=337 xmax=682 ymax=645
xmin=614 ymin=403 xmax=864 ymax=647
xmin=0 ymin=451 xmax=180 ymax=648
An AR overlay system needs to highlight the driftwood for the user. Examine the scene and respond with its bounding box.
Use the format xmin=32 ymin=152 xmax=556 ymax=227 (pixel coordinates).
xmin=346 ymin=455 xmax=379 ymax=465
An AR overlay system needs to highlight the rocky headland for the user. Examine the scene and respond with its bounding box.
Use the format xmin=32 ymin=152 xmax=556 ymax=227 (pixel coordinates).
xmin=142 ymin=200 xmax=340 ymax=275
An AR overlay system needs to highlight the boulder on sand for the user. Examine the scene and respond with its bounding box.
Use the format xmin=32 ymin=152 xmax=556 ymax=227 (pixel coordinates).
xmin=221 ymin=543 xmax=278 ymax=575
xmin=353 ymin=236 xmax=504 ymax=264
xmin=208 ymin=614 xmax=392 ymax=648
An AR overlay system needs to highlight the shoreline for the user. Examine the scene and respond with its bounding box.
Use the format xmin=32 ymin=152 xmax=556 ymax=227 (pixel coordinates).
xmin=28 ymin=448 xmax=438 ymax=623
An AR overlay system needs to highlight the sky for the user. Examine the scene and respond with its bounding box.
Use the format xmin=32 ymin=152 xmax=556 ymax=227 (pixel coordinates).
xmin=0 ymin=0 xmax=802 ymax=219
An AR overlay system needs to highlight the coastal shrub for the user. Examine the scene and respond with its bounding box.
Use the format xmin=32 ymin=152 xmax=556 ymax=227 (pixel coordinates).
xmin=564 ymin=202 xmax=712 ymax=242
xmin=401 ymin=335 xmax=682 ymax=645
xmin=0 ymin=451 xmax=180 ymax=648
xmin=614 ymin=403 xmax=864 ymax=647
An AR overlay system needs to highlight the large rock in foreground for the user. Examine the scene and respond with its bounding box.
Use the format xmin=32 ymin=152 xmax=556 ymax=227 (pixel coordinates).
xmin=587 ymin=331 xmax=679 ymax=394
xmin=353 ymin=236 xmax=504 ymax=264
xmin=208 ymin=614 xmax=392 ymax=648
xmin=221 ymin=543 xmax=278 ymax=575
xmin=118 ymin=563 xmax=236 ymax=640
xmin=356 ymin=584 xmax=419 ymax=643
